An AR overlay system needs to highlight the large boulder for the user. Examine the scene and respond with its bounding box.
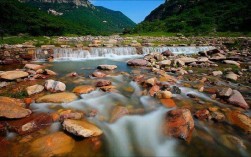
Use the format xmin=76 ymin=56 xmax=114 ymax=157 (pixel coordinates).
xmin=97 ymin=65 xmax=117 ymax=70
xmin=228 ymin=90 xmax=249 ymax=109
xmin=0 ymin=97 xmax=31 ymax=119
xmin=24 ymin=64 xmax=42 ymax=70
xmin=63 ymin=119 xmax=103 ymax=137
xmin=0 ymin=71 xmax=29 ymax=80
xmin=163 ymin=108 xmax=194 ymax=141
xmin=72 ymin=85 xmax=95 ymax=94
xmin=30 ymin=132 xmax=74 ymax=156
xmin=26 ymin=84 xmax=44 ymax=96
xmin=45 ymin=79 xmax=66 ymax=92
xmin=127 ymin=59 xmax=148 ymax=66
xmin=36 ymin=92 xmax=78 ymax=103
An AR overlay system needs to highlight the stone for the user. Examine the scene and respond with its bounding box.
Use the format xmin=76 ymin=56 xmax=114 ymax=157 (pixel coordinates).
xmin=100 ymin=85 xmax=116 ymax=92
xmin=36 ymin=92 xmax=78 ymax=103
xmin=24 ymin=64 xmax=42 ymax=70
xmin=97 ymin=65 xmax=117 ymax=70
xmin=110 ymin=106 xmax=129 ymax=123
xmin=160 ymin=99 xmax=176 ymax=108
xmin=210 ymin=53 xmax=226 ymax=61
xmin=63 ymin=119 xmax=103 ymax=137
xmin=197 ymin=57 xmax=209 ymax=62
xmin=0 ymin=97 xmax=31 ymax=119
xmin=212 ymin=71 xmax=223 ymax=76
xmin=194 ymin=109 xmax=210 ymax=120
xmin=96 ymin=80 xmax=112 ymax=87
xmin=30 ymin=132 xmax=74 ymax=156
xmin=145 ymin=77 xmax=157 ymax=86
xmin=149 ymin=85 xmax=160 ymax=96
xmin=174 ymin=59 xmax=185 ymax=67
xmin=127 ymin=59 xmax=148 ymax=66
xmin=45 ymin=79 xmax=66 ymax=92
xmin=156 ymin=91 xmax=172 ymax=99
xmin=220 ymin=135 xmax=246 ymax=150
xmin=7 ymin=113 xmax=52 ymax=135
xmin=161 ymin=50 xmax=174 ymax=57
xmin=164 ymin=109 xmax=194 ymax=141
xmin=218 ymin=87 xmax=232 ymax=97
xmin=0 ymin=71 xmax=29 ymax=80
xmin=227 ymin=111 xmax=251 ymax=133
xmin=159 ymin=60 xmax=171 ymax=66
xmin=211 ymin=111 xmax=225 ymax=122
xmin=178 ymin=57 xmax=198 ymax=64
xmin=73 ymin=85 xmax=95 ymax=94
xmin=92 ymin=71 xmax=106 ymax=78
xmin=225 ymin=73 xmax=238 ymax=81
xmin=223 ymin=60 xmax=240 ymax=67
xmin=45 ymin=69 xmax=57 ymax=75
xmin=171 ymin=86 xmax=181 ymax=94
xmin=59 ymin=110 xmax=84 ymax=121
xmin=26 ymin=84 xmax=44 ymax=96
xmin=228 ymin=90 xmax=249 ymax=109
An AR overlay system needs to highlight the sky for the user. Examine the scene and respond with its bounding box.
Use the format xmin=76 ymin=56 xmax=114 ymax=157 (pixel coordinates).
xmin=91 ymin=0 xmax=165 ymax=23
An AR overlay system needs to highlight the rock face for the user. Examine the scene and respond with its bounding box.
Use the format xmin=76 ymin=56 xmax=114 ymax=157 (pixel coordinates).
xmin=36 ymin=92 xmax=78 ymax=103
xmin=45 ymin=79 xmax=66 ymax=92
xmin=127 ymin=59 xmax=148 ymax=66
xmin=24 ymin=64 xmax=42 ymax=70
xmin=26 ymin=84 xmax=44 ymax=95
xmin=72 ymin=85 xmax=95 ymax=94
xmin=156 ymin=91 xmax=172 ymax=99
xmin=0 ymin=97 xmax=31 ymax=119
xmin=97 ymin=65 xmax=117 ymax=70
xmin=30 ymin=132 xmax=75 ymax=157
xmin=0 ymin=71 xmax=29 ymax=80
xmin=228 ymin=90 xmax=249 ymax=109
xmin=63 ymin=119 xmax=103 ymax=137
xmin=164 ymin=109 xmax=194 ymax=141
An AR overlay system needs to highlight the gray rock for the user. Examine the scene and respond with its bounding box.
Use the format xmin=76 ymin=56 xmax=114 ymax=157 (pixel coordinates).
xmin=228 ymin=90 xmax=249 ymax=109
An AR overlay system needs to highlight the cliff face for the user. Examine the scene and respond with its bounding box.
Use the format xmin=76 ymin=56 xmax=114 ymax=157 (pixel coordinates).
xmin=18 ymin=0 xmax=92 ymax=7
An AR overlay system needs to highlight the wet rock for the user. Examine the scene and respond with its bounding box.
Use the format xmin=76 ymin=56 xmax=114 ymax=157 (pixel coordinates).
xmin=161 ymin=50 xmax=174 ymax=57
xmin=58 ymin=110 xmax=84 ymax=121
xmin=100 ymin=86 xmax=116 ymax=92
xmin=220 ymin=135 xmax=246 ymax=150
xmin=227 ymin=111 xmax=251 ymax=133
xmin=171 ymin=86 xmax=181 ymax=94
xmin=145 ymin=77 xmax=157 ymax=86
xmin=26 ymin=84 xmax=44 ymax=96
xmin=45 ymin=79 xmax=66 ymax=92
xmin=174 ymin=59 xmax=185 ymax=67
xmin=7 ymin=113 xmax=52 ymax=135
xmin=195 ymin=109 xmax=210 ymax=120
xmin=30 ymin=132 xmax=74 ymax=156
xmin=63 ymin=119 xmax=103 ymax=137
xmin=218 ymin=87 xmax=233 ymax=97
xmin=44 ymin=69 xmax=57 ymax=75
xmin=0 ymin=71 xmax=29 ymax=80
xmin=110 ymin=106 xmax=129 ymax=123
xmin=127 ymin=59 xmax=148 ymax=66
xmin=149 ymin=85 xmax=160 ymax=96
xmin=156 ymin=91 xmax=172 ymax=99
xmin=212 ymin=71 xmax=223 ymax=76
xmin=223 ymin=60 xmax=240 ymax=67
xmin=73 ymin=85 xmax=95 ymax=94
xmin=211 ymin=111 xmax=225 ymax=122
xmin=24 ymin=64 xmax=42 ymax=70
xmin=97 ymin=65 xmax=117 ymax=70
xmin=96 ymin=80 xmax=112 ymax=87
xmin=164 ymin=108 xmax=194 ymax=141
xmin=228 ymin=90 xmax=249 ymax=109
xmin=0 ymin=97 xmax=31 ymax=119
xmin=133 ymin=75 xmax=145 ymax=83
xmin=225 ymin=73 xmax=238 ymax=81
xmin=160 ymin=99 xmax=176 ymax=108
xmin=92 ymin=71 xmax=106 ymax=78
xmin=36 ymin=92 xmax=78 ymax=103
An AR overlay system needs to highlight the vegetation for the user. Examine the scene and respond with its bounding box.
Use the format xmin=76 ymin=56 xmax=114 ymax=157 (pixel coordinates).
xmin=131 ymin=0 xmax=251 ymax=35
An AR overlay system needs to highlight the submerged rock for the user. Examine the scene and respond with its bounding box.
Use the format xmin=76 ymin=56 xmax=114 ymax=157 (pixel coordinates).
xmin=45 ymin=79 xmax=66 ymax=92
xmin=36 ymin=92 xmax=78 ymax=103
xmin=26 ymin=84 xmax=44 ymax=96
xmin=156 ymin=91 xmax=172 ymax=99
xmin=72 ymin=85 xmax=95 ymax=94
xmin=228 ymin=90 xmax=249 ymax=109
xmin=63 ymin=119 xmax=103 ymax=137
xmin=97 ymin=65 xmax=117 ymax=70
xmin=0 ymin=97 xmax=31 ymax=119
xmin=0 ymin=71 xmax=29 ymax=80
xmin=110 ymin=106 xmax=129 ymax=123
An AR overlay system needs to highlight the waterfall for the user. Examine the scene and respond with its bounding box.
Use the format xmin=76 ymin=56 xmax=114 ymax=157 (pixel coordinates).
xmin=142 ymin=46 xmax=215 ymax=55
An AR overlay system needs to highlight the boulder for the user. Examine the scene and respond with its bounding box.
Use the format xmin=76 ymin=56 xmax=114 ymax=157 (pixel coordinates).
xmin=63 ymin=119 xmax=102 ymax=137
xmin=218 ymin=87 xmax=232 ymax=97
xmin=197 ymin=57 xmax=209 ymax=62
xmin=100 ymin=85 xmax=116 ymax=92
xmin=149 ymin=85 xmax=160 ymax=96
xmin=45 ymin=79 xmax=66 ymax=92
xmin=97 ymin=65 xmax=117 ymax=70
xmin=26 ymin=84 xmax=44 ymax=96
xmin=211 ymin=111 xmax=225 ymax=122
xmin=36 ymin=92 xmax=78 ymax=103
xmin=161 ymin=50 xmax=174 ymax=57
xmin=92 ymin=71 xmax=106 ymax=78
xmin=24 ymin=64 xmax=42 ymax=70
xmin=223 ymin=60 xmax=240 ymax=67
xmin=0 ymin=71 xmax=29 ymax=80
xmin=145 ymin=77 xmax=157 ymax=86
xmin=127 ymin=59 xmax=148 ymax=66
xmin=225 ymin=73 xmax=238 ymax=81
xmin=45 ymin=69 xmax=57 ymax=75
xmin=228 ymin=90 xmax=249 ymax=109
xmin=160 ymin=99 xmax=176 ymax=108
xmin=72 ymin=85 xmax=95 ymax=94
xmin=96 ymin=80 xmax=112 ymax=87
xmin=156 ymin=91 xmax=172 ymax=99
xmin=212 ymin=71 xmax=223 ymax=76
xmin=194 ymin=109 xmax=210 ymax=120
xmin=0 ymin=97 xmax=31 ymax=119
xmin=164 ymin=109 xmax=194 ymax=141
xmin=210 ymin=53 xmax=226 ymax=61
xmin=110 ymin=106 xmax=129 ymax=123
xmin=30 ymin=132 xmax=74 ymax=156
xmin=159 ymin=60 xmax=171 ymax=66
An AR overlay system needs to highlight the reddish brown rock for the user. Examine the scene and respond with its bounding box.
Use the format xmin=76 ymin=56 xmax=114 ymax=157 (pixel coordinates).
xmin=0 ymin=122 xmax=6 ymax=136
xmin=110 ymin=106 xmax=129 ymax=123
xmin=160 ymin=99 xmax=176 ymax=108
xmin=92 ymin=71 xmax=106 ymax=78
xmin=164 ymin=108 xmax=194 ymax=141
xmin=7 ymin=113 xmax=53 ymax=135
xmin=149 ymin=85 xmax=160 ymax=96
xmin=100 ymin=86 xmax=116 ymax=92
xmin=195 ymin=109 xmax=210 ymax=120
xmin=72 ymin=85 xmax=95 ymax=94
xmin=133 ymin=75 xmax=145 ymax=83
xmin=96 ymin=80 xmax=112 ymax=87
xmin=127 ymin=59 xmax=148 ymax=66
xmin=227 ymin=111 xmax=251 ymax=133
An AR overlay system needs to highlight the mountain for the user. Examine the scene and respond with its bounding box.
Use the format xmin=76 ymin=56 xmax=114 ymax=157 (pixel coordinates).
xmin=0 ymin=0 xmax=136 ymax=36
xmin=133 ymin=0 xmax=251 ymax=34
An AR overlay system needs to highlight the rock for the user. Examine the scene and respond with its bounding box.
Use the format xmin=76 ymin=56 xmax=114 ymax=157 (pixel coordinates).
xmin=197 ymin=57 xmax=209 ymax=62
xmin=194 ymin=109 xmax=210 ymax=120
xmin=223 ymin=60 xmax=240 ymax=67
xmin=92 ymin=71 xmax=106 ymax=78
xmin=0 ymin=97 xmax=31 ymax=119
xmin=96 ymin=80 xmax=112 ymax=87
xmin=26 ymin=84 xmax=44 ymax=96
xmin=45 ymin=69 xmax=57 ymax=75
xmin=171 ymin=86 xmax=181 ymax=94
xmin=72 ymin=85 xmax=95 ymax=94
xmin=127 ymin=59 xmax=148 ymax=66
xmin=164 ymin=109 xmax=194 ymax=141
xmin=36 ymin=92 xmax=78 ymax=103
xmin=174 ymin=59 xmax=185 ymax=67
xmin=218 ymin=87 xmax=232 ymax=97
xmin=211 ymin=111 xmax=225 ymax=122
xmin=160 ymin=99 xmax=176 ymax=108
xmin=210 ymin=53 xmax=226 ymax=61
xmin=0 ymin=71 xmax=29 ymax=80
xmin=178 ymin=57 xmax=197 ymax=64
xmin=228 ymin=90 xmax=249 ymax=109
xmin=156 ymin=91 xmax=172 ymax=99
xmin=133 ymin=75 xmax=145 ymax=83
xmin=212 ymin=71 xmax=223 ymax=76
xmin=30 ymin=132 xmax=74 ymax=156
xmin=207 ymin=49 xmax=222 ymax=55
xmin=110 ymin=106 xmax=129 ymax=122
xmin=45 ymin=79 xmax=66 ymax=92
xmin=227 ymin=111 xmax=251 ymax=133
xmin=97 ymin=65 xmax=117 ymax=70
xmin=149 ymin=85 xmax=160 ymax=96
xmin=188 ymin=70 xmax=193 ymax=74
xmin=7 ymin=113 xmax=52 ymax=135
xmin=63 ymin=119 xmax=103 ymax=137
xmin=99 ymin=86 xmax=116 ymax=92
xmin=161 ymin=50 xmax=174 ymax=57
xmin=0 ymin=82 xmax=12 ymax=88
xmin=24 ymin=64 xmax=42 ymax=70
xmin=220 ymin=135 xmax=246 ymax=150
xmin=159 ymin=60 xmax=171 ymax=66
xmin=145 ymin=77 xmax=157 ymax=86
xmin=225 ymin=73 xmax=238 ymax=81
xmin=59 ymin=110 xmax=84 ymax=121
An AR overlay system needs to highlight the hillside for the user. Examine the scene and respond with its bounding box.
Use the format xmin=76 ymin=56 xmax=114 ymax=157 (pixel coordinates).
xmin=0 ymin=0 xmax=136 ymax=36
xmin=133 ymin=0 xmax=251 ymax=34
